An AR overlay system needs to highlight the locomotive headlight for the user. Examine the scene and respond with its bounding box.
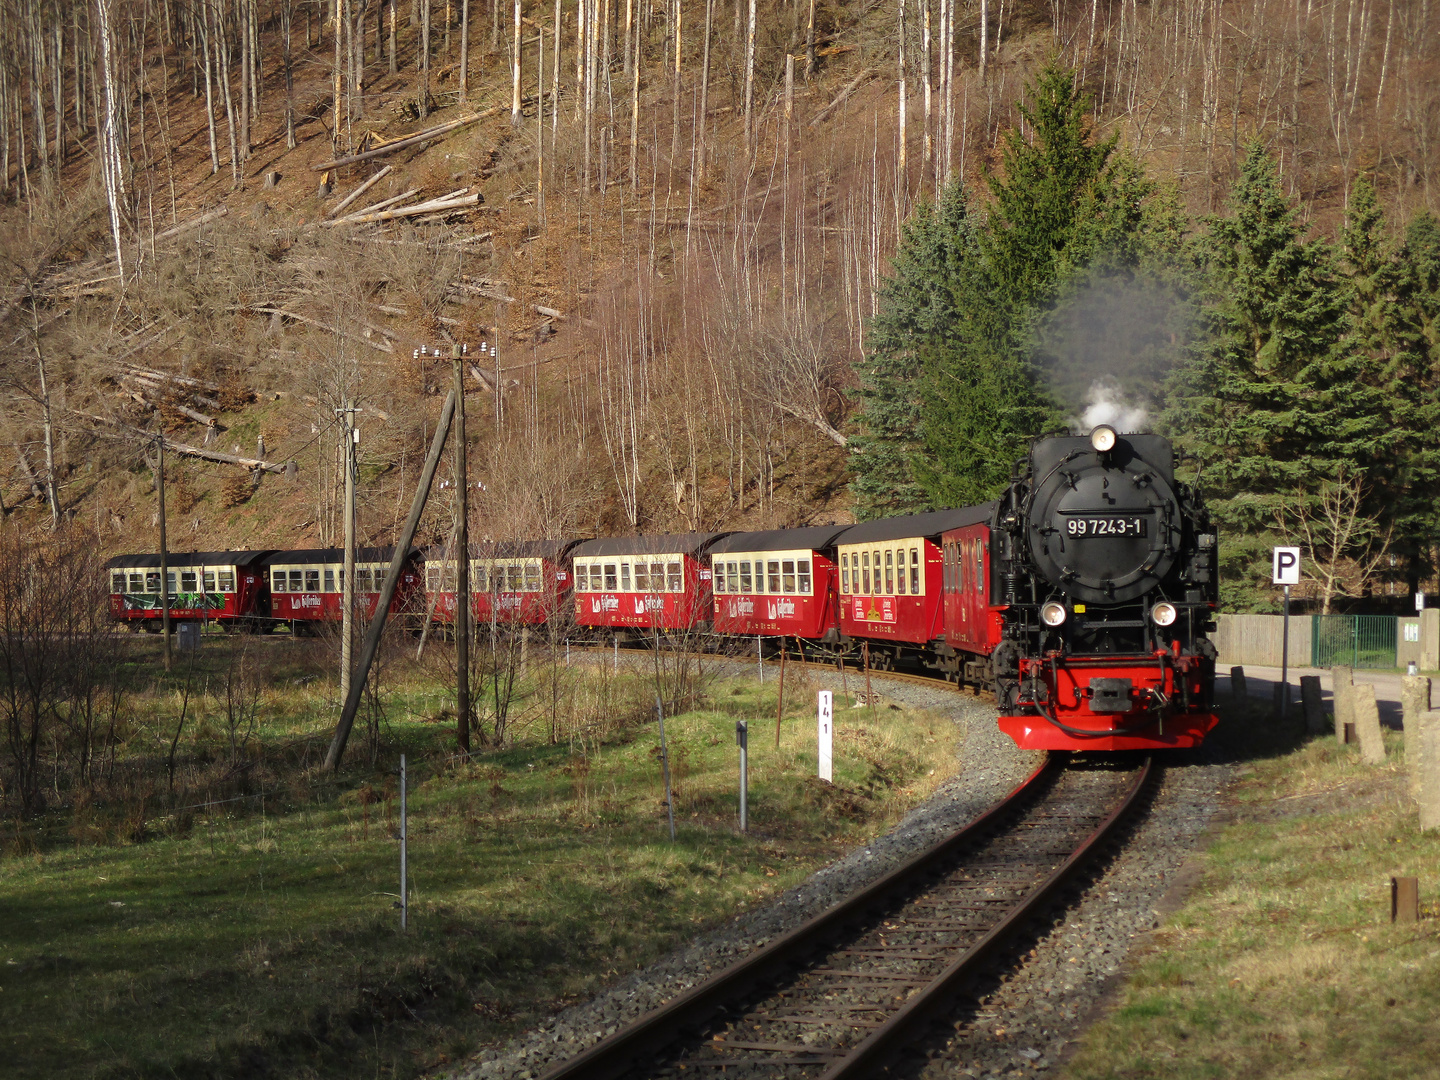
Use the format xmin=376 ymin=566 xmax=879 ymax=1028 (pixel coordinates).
xmin=1090 ymin=425 xmax=1118 ymax=453
xmin=1150 ymin=601 xmax=1178 ymax=627
xmin=1040 ymin=601 xmax=1068 ymax=627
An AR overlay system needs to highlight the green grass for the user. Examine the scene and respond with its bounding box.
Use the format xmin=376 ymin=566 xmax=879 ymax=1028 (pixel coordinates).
xmin=1062 ymin=715 xmax=1440 ymax=1080
xmin=0 ymin=640 xmax=960 ymax=1079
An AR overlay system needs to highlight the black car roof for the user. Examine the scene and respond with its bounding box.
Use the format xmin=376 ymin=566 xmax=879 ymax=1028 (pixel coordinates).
xmin=708 ymin=525 xmax=853 ymax=555
xmin=261 ymin=547 xmax=417 ymax=564
xmin=105 ymin=550 xmax=272 ymax=569
xmin=834 ymin=504 xmax=997 ymax=545
xmin=571 ymin=532 xmax=732 ymax=558
xmin=421 ymin=539 xmax=589 ymax=561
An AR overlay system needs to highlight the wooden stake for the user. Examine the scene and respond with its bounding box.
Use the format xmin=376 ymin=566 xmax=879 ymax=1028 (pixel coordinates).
xmin=864 ymin=641 xmax=874 ymax=722
xmin=775 ymin=640 xmax=787 ymax=747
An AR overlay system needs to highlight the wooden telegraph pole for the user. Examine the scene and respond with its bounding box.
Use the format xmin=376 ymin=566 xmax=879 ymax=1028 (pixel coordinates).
xmin=339 ymin=401 xmax=359 ymax=704
xmin=453 ymin=345 xmax=471 ymax=755
xmin=155 ymin=422 xmax=172 ymax=672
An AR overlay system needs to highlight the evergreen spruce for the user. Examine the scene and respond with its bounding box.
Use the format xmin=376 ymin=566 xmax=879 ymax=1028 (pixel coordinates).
xmin=846 ymin=183 xmax=977 ymax=519
xmin=1339 ymin=177 xmax=1440 ymax=586
xmin=1168 ymin=144 xmax=1383 ymax=608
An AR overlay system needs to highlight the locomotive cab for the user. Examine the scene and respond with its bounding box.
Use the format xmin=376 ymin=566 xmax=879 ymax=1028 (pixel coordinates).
xmin=994 ymin=427 xmax=1219 ymax=751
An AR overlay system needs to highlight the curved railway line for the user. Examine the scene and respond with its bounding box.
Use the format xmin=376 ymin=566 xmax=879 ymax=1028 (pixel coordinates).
xmin=536 ymin=753 xmax=1156 ymax=1080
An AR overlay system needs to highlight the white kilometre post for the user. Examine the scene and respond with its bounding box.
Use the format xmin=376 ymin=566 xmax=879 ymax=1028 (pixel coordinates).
xmin=818 ymin=690 xmax=833 ymax=783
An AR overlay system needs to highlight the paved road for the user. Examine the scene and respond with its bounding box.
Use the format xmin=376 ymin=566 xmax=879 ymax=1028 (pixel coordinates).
xmin=1220 ymin=663 xmax=1413 ymax=729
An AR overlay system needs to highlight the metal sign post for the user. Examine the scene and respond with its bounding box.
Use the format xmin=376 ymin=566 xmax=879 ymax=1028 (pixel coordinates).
xmin=657 ymin=694 xmax=676 ymax=841
xmin=735 ymin=719 xmax=748 ymax=832
xmin=1273 ymin=547 xmax=1301 ymax=722
xmin=399 ymin=754 xmax=408 ymax=931
xmin=817 ymin=690 xmax=833 ymax=783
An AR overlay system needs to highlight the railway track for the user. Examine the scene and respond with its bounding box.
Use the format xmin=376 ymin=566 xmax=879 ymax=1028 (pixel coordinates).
xmin=536 ymin=753 xmax=1155 ymax=1080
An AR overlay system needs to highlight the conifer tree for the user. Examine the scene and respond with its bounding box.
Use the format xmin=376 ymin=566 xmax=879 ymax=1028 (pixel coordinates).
xmin=850 ymin=60 xmax=1166 ymax=515
xmin=1168 ymin=144 xmax=1383 ymax=608
xmin=1339 ymin=177 xmax=1440 ymax=585
xmin=847 ymin=182 xmax=976 ymax=519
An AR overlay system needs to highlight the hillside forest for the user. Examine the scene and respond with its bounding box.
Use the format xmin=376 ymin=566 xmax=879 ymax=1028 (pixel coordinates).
xmin=2 ymin=0 xmax=1440 ymax=614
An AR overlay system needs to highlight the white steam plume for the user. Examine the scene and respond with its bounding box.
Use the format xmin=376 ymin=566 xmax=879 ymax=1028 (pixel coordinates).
xmin=1070 ymin=380 xmax=1149 ymax=434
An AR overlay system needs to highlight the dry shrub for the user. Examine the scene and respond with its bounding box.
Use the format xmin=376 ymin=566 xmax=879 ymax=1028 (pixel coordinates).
xmin=220 ymin=473 xmax=254 ymax=508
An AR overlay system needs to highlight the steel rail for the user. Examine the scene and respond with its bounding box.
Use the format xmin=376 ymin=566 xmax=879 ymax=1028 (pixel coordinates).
xmin=535 ymin=755 xmax=1062 ymax=1080
xmin=820 ymin=754 xmax=1155 ymax=1078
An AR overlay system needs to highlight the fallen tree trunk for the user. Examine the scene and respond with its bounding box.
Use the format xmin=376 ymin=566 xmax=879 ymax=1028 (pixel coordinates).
xmin=310 ymin=108 xmax=504 ymax=171
xmin=324 ymin=165 xmax=394 ymax=219
xmin=68 ymin=410 xmax=288 ymax=472
xmin=153 ymin=206 xmax=230 ymax=242
xmin=809 ymin=68 xmax=877 ymax=127
xmin=245 ymin=308 xmax=395 ymax=352
xmin=329 ymin=193 xmax=481 ymax=226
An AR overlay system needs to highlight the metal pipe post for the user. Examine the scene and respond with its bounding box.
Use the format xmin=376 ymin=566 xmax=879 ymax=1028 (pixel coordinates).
xmin=399 ymin=753 xmax=408 ymax=931
xmin=1280 ymin=584 xmax=1291 ymax=722
xmin=736 ymin=719 xmax=748 ymax=832
xmin=657 ymin=694 xmax=676 ymax=841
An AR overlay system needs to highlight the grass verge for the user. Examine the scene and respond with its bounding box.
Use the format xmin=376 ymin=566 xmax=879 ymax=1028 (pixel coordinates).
xmin=0 ymin=642 xmax=960 ymax=1080
xmin=1063 ymin=713 xmax=1440 ymax=1080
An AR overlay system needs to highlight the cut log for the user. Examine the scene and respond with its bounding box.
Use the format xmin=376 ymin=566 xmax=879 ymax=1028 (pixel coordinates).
xmin=310 ymin=108 xmax=504 ymax=171
xmin=118 ymin=363 xmax=223 ymax=393
xmin=342 ymin=187 xmax=422 ymax=219
xmin=246 ymin=308 xmax=395 ymax=352
xmin=14 ymin=444 xmax=44 ymax=498
xmin=534 ymin=304 xmax=565 ymax=319
xmin=808 ymin=67 xmax=877 ymax=127
xmin=330 ymin=193 xmax=481 ymax=226
xmin=67 ymin=410 xmax=288 ymax=472
xmin=153 ymin=206 xmax=229 ymax=243
xmin=324 ymin=165 xmax=394 ymax=219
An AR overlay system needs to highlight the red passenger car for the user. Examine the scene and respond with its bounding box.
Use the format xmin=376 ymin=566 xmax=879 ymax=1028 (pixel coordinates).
xmin=571 ymin=533 xmax=730 ymax=635
xmin=834 ymin=509 xmax=991 ymax=667
xmin=709 ymin=526 xmax=849 ymax=641
xmin=264 ymin=547 xmax=421 ymax=632
xmin=107 ymin=551 xmax=272 ymax=630
xmin=424 ymin=539 xmax=585 ymax=627
xmin=939 ymin=508 xmax=1005 ymax=686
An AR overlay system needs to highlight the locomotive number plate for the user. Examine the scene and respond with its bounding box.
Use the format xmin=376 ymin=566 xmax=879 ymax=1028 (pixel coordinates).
xmin=1061 ymin=515 xmax=1148 ymax=538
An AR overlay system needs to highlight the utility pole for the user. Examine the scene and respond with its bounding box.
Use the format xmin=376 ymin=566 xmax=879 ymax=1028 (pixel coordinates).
xmin=338 ymin=400 xmax=360 ymax=704
xmin=453 ymin=344 xmax=471 ymax=755
xmin=156 ymin=422 xmax=172 ymax=672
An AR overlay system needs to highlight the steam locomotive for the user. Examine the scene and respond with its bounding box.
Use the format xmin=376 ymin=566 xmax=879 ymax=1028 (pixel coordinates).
xmin=105 ymin=427 xmax=1218 ymax=753
xmin=988 ymin=426 xmax=1218 ymax=751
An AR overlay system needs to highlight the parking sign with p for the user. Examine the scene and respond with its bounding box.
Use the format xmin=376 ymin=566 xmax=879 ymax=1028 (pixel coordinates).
xmin=1273 ymin=546 xmax=1301 ymax=586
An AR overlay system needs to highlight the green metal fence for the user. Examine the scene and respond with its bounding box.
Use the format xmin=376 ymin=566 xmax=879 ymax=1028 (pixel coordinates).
xmin=1310 ymin=615 xmax=1398 ymax=669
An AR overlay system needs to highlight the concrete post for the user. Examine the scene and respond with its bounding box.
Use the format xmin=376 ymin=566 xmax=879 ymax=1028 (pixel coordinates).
xmin=1402 ymin=676 xmax=1431 ymax=791
xmin=1422 ymin=609 xmax=1440 ymax=672
xmin=1231 ymin=665 xmax=1247 ymax=703
xmin=1332 ymin=665 xmax=1355 ymax=743
xmin=1300 ymin=675 xmax=1325 ymax=735
xmin=1420 ymin=709 xmax=1440 ymax=831
xmin=1354 ymin=682 xmax=1386 ymax=764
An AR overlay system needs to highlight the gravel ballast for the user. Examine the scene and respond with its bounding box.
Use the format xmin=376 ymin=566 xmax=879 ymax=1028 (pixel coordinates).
xmin=448 ymin=672 xmax=1235 ymax=1080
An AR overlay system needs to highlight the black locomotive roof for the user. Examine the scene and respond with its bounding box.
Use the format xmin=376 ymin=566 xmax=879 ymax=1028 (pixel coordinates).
xmin=835 ymin=503 xmax=997 ymax=545
xmin=261 ymin=547 xmax=417 ymax=564
xmin=709 ymin=525 xmax=852 ymax=555
xmin=421 ymin=539 xmax=589 ymax=561
xmin=105 ymin=550 xmax=272 ymax=569
xmin=571 ymin=532 xmax=732 ymax=558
